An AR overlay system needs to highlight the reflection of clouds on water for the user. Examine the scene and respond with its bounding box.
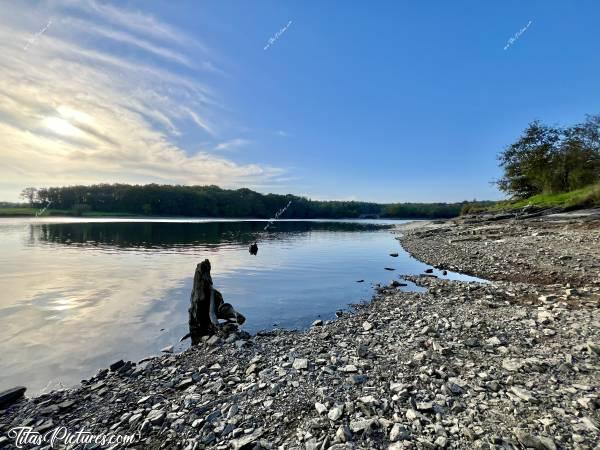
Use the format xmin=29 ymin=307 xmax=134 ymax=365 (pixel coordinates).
xmin=1 ymin=218 xmax=475 ymax=393
xmin=0 ymin=223 xmax=255 ymax=393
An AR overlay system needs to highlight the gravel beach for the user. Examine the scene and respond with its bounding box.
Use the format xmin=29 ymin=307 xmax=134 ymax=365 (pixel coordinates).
xmin=1 ymin=212 xmax=599 ymax=449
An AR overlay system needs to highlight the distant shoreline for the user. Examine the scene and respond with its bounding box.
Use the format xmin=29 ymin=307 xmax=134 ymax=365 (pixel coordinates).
xmin=0 ymin=208 xmax=441 ymax=221
xmin=3 ymin=213 xmax=598 ymax=449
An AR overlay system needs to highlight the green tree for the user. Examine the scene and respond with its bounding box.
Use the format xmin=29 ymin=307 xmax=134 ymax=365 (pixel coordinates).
xmin=497 ymin=121 xmax=561 ymax=198
xmin=557 ymin=115 xmax=600 ymax=191
xmin=20 ymin=187 xmax=38 ymax=205
xmin=20 ymin=183 xmax=485 ymax=219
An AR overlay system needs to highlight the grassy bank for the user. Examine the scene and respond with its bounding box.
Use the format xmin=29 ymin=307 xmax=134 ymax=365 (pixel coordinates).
xmin=0 ymin=208 xmax=139 ymax=217
xmin=490 ymin=184 xmax=600 ymax=212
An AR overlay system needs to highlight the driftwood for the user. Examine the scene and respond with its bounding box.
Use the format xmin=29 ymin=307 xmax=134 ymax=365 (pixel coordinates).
xmin=188 ymin=259 xmax=245 ymax=345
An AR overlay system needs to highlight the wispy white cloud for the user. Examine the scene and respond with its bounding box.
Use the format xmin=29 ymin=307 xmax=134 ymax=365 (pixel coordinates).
xmin=63 ymin=18 xmax=195 ymax=67
xmin=63 ymin=0 xmax=199 ymax=49
xmin=184 ymin=108 xmax=215 ymax=135
xmin=215 ymin=138 xmax=251 ymax=151
xmin=0 ymin=0 xmax=285 ymax=201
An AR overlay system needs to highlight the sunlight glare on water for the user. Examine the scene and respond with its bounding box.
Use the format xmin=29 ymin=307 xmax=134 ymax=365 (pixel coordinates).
xmin=0 ymin=218 xmax=484 ymax=393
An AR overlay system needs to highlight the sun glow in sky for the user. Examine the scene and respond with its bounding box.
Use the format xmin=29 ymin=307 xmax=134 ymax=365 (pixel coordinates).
xmin=0 ymin=0 xmax=286 ymax=202
xmin=1 ymin=0 xmax=599 ymax=202
xmin=43 ymin=117 xmax=81 ymax=137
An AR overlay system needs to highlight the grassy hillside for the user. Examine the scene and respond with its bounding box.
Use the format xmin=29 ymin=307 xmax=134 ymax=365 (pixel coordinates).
xmin=493 ymin=183 xmax=600 ymax=211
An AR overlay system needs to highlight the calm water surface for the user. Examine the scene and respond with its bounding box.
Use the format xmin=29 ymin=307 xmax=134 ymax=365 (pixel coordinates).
xmin=0 ymin=218 xmax=483 ymax=393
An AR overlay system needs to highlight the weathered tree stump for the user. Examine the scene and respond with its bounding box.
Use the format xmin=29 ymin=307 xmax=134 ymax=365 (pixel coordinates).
xmin=188 ymin=259 xmax=245 ymax=345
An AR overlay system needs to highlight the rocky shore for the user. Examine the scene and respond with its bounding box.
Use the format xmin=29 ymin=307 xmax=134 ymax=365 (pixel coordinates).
xmin=1 ymin=212 xmax=599 ymax=449
xmin=399 ymin=208 xmax=600 ymax=287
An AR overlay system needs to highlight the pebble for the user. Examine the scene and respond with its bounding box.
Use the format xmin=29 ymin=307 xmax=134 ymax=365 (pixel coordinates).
xmin=315 ymin=402 xmax=327 ymax=415
xmin=3 ymin=216 xmax=598 ymax=450
xmin=327 ymin=404 xmax=344 ymax=421
xmin=511 ymin=386 xmax=535 ymax=402
xmin=292 ymin=358 xmax=309 ymax=370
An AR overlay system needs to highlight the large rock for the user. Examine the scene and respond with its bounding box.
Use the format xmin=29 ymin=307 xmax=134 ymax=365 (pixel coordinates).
xmin=514 ymin=430 xmax=545 ymax=450
xmin=511 ymin=386 xmax=535 ymax=402
xmin=390 ymin=423 xmax=410 ymax=442
xmin=109 ymin=360 xmax=125 ymax=371
xmin=314 ymin=402 xmax=327 ymax=415
xmin=502 ymin=358 xmax=522 ymax=371
xmin=231 ymin=428 xmax=264 ymax=450
xmin=0 ymin=386 xmax=26 ymax=408
xmin=335 ymin=425 xmax=352 ymax=443
xmin=292 ymin=358 xmax=308 ymax=370
xmin=349 ymin=418 xmax=378 ymax=433
xmin=327 ymin=404 xmax=344 ymax=421
xmin=147 ymin=409 xmax=166 ymax=425
xmin=587 ymin=342 xmax=600 ymax=356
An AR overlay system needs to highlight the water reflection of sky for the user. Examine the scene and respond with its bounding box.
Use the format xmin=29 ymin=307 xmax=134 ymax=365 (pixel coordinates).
xmin=0 ymin=218 xmax=484 ymax=394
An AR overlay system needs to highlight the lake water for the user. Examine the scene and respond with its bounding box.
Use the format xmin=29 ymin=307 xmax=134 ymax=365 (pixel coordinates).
xmin=0 ymin=218 xmax=483 ymax=394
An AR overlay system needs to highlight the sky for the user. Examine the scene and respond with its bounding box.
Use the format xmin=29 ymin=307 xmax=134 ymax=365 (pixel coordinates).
xmin=1 ymin=0 xmax=599 ymax=203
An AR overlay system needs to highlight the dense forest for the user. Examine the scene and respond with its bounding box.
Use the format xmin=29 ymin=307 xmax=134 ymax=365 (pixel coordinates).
xmin=16 ymin=115 xmax=599 ymax=219
xmin=497 ymin=114 xmax=600 ymax=198
xmin=18 ymin=184 xmax=487 ymax=219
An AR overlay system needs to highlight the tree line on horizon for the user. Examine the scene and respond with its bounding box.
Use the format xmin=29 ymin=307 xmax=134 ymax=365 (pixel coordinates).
xmin=18 ymin=184 xmax=489 ymax=219
xmin=497 ymin=114 xmax=600 ymax=198
xmin=16 ymin=114 xmax=598 ymax=218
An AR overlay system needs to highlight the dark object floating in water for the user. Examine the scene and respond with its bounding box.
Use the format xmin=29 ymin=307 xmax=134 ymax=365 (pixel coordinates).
xmin=424 ymin=268 xmax=434 ymax=273
xmin=0 ymin=386 xmax=26 ymax=407
xmin=335 ymin=310 xmax=343 ymax=317
xmin=389 ymin=253 xmax=399 ymax=257
xmin=249 ymin=242 xmax=258 ymax=255
xmin=356 ymin=279 xmax=365 ymax=283
xmin=443 ymin=270 xmax=448 ymax=275
xmin=384 ymin=267 xmax=395 ymax=271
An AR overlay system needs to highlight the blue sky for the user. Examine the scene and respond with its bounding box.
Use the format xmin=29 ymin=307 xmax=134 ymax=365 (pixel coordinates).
xmin=1 ymin=0 xmax=599 ymax=202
